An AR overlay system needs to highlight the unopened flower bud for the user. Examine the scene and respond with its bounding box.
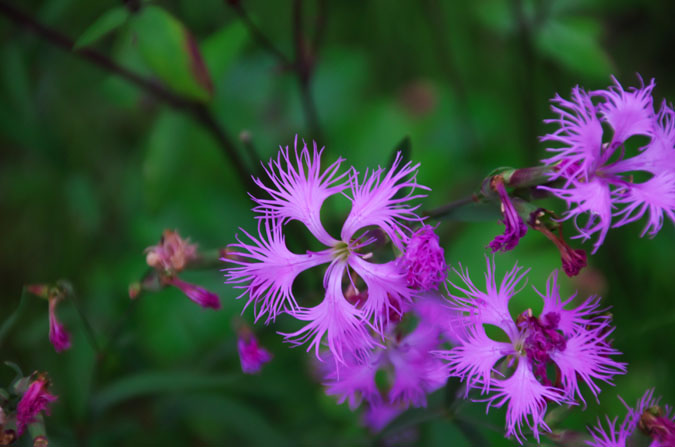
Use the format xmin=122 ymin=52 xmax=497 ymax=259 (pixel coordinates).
xmin=237 ymin=333 xmax=272 ymax=374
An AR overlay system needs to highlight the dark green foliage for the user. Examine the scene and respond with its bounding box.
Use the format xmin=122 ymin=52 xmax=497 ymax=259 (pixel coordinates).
xmin=0 ymin=0 xmax=673 ymax=445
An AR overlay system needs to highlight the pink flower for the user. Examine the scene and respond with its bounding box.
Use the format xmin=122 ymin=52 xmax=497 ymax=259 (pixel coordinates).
xmin=224 ymin=137 xmax=427 ymax=362
xmin=541 ymin=76 xmax=675 ymax=253
xmin=436 ymin=257 xmax=626 ymax=443
xmin=145 ymin=229 xmax=197 ymax=273
xmin=398 ymin=225 xmax=447 ymax=291
xmin=237 ymin=334 xmax=272 ymax=374
xmin=48 ymin=297 xmax=70 ymax=353
xmin=166 ymin=277 xmax=221 ymax=309
xmin=16 ymin=376 xmax=57 ymax=436
xmin=145 ymin=230 xmax=221 ymax=310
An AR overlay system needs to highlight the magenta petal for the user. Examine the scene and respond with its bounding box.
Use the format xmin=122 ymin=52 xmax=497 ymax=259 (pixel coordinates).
xmin=489 ymin=180 xmax=527 ymax=253
xmin=341 ymin=151 xmax=428 ymax=249
xmin=168 ymin=277 xmax=221 ymax=309
xmin=16 ymin=378 xmax=57 ymax=436
xmin=251 ymin=136 xmax=348 ymax=246
xmin=48 ymin=299 xmax=71 ymax=353
xmin=237 ymin=335 xmax=272 ymax=374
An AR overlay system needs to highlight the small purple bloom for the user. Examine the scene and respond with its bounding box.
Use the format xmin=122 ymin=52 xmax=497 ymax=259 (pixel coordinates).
xmin=321 ymin=297 xmax=448 ymax=430
xmin=541 ymin=76 xmax=675 ymax=253
xmin=587 ymin=389 xmax=675 ymax=447
xmin=398 ymin=225 xmax=447 ymax=291
xmin=167 ymin=277 xmax=221 ymax=309
xmin=225 ymin=138 xmax=427 ymax=362
xmin=436 ymin=257 xmax=626 ymax=443
xmin=237 ymin=334 xmax=273 ymax=374
xmin=489 ymin=176 xmax=527 ymax=252
xmin=16 ymin=375 xmax=57 ymax=436
xmin=48 ymin=298 xmax=71 ymax=353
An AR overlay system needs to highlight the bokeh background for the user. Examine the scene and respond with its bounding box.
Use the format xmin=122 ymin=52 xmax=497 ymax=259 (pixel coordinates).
xmin=1 ymin=0 xmax=674 ymax=445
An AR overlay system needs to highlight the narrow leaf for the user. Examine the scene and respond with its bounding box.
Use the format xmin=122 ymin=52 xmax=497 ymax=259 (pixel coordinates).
xmin=92 ymin=370 xmax=238 ymax=412
xmin=74 ymin=7 xmax=129 ymax=49
xmin=131 ymin=6 xmax=213 ymax=101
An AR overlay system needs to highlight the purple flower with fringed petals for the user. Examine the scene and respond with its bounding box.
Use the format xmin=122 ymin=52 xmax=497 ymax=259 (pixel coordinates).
xmin=224 ymin=138 xmax=426 ymax=363
xmin=436 ymin=257 xmax=626 ymax=444
xmin=398 ymin=225 xmax=447 ymax=291
xmin=587 ymin=389 xmax=675 ymax=447
xmin=541 ymin=76 xmax=675 ymax=253
xmin=321 ymin=296 xmax=448 ymax=430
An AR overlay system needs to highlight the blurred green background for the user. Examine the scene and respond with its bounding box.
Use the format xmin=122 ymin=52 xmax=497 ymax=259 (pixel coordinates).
xmin=1 ymin=0 xmax=674 ymax=445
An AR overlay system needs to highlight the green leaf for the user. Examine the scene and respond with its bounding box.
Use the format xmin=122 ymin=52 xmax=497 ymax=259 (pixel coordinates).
xmin=536 ymin=18 xmax=613 ymax=80
xmin=0 ymin=288 xmax=28 ymax=348
xmin=130 ymin=6 xmax=213 ymax=101
xmin=390 ymin=135 xmax=412 ymax=167
xmin=92 ymin=370 xmax=238 ymax=412
xmin=74 ymin=7 xmax=129 ymax=49
xmin=202 ymin=21 xmax=247 ymax=80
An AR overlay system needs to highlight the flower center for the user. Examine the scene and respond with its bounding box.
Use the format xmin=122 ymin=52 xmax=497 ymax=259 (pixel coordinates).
xmin=332 ymin=241 xmax=351 ymax=261
xmin=516 ymin=310 xmax=567 ymax=386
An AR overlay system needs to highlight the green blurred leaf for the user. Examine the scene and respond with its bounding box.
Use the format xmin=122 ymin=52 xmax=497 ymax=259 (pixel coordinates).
xmin=74 ymin=7 xmax=129 ymax=49
xmin=130 ymin=6 xmax=213 ymax=101
xmin=92 ymin=370 xmax=238 ymax=412
xmin=390 ymin=135 xmax=412 ymax=167
xmin=202 ymin=22 xmax=247 ymax=80
xmin=536 ymin=18 xmax=613 ymax=80
xmin=0 ymin=288 xmax=28 ymax=348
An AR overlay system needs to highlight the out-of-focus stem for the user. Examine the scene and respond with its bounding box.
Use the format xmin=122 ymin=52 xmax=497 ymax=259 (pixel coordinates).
xmin=0 ymin=1 xmax=255 ymax=192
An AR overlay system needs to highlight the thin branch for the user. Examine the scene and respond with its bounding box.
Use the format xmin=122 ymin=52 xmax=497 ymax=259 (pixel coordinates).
xmin=424 ymin=194 xmax=479 ymax=219
xmin=0 ymin=1 xmax=255 ymax=192
xmin=227 ymin=0 xmax=324 ymax=142
xmin=293 ymin=0 xmax=323 ymax=141
xmin=228 ymin=2 xmax=292 ymax=68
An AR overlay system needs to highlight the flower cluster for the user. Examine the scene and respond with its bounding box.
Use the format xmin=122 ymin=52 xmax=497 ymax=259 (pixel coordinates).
xmin=0 ymin=372 xmax=58 ymax=443
xmin=321 ymin=293 xmax=453 ymax=430
xmin=224 ymin=137 xmax=431 ymax=363
xmin=435 ymin=257 xmax=626 ymax=443
xmin=541 ymin=76 xmax=675 ymax=253
xmin=587 ymin=389 xmax=675 ymax=447
xmin=145 ymin=229 xmax=221 ymax=309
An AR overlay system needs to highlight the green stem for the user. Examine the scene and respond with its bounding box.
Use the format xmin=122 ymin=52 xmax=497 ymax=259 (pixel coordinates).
xmin=0 ymin=287 xmax=28 ymax=348
xmin=62 ymin=282 xmax=102 ymax=355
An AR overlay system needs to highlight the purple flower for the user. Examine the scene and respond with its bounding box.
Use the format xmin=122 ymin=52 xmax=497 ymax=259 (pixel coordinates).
xmin=489 ymin=176 xmax=527 ymax=252
xmin=224 ymin=138 xmax=427 ymax=362
xmin=321 ymin=309 xmax=447 ymax=429
xmin=587 ymin=389 xmax=675 ymax=447
xmin=237 ymin=333 xmax=273 ymax=374
xmin=48 ymin=297 xmax=71 ymax=353
xmin=16 ymin=375 xmax=57 ymax=436
xmin=167 ymin=277 xmax=221 ymax=309
xmin=436 ymin=257 xmax=626 ymax=443
xmin=398 ymin=225 xmax=447 ymax=291
xmin=540 ymin=76 xmax=675 ymax=253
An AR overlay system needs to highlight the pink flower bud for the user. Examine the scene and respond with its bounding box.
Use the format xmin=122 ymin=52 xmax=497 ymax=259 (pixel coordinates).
xmin=48 ymin=298 xmax=71 ymax=353
xmin=237 ymin=334 xmax=272 ymax=374
xmin=166 ymin=277 xmax=221 ymax=310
